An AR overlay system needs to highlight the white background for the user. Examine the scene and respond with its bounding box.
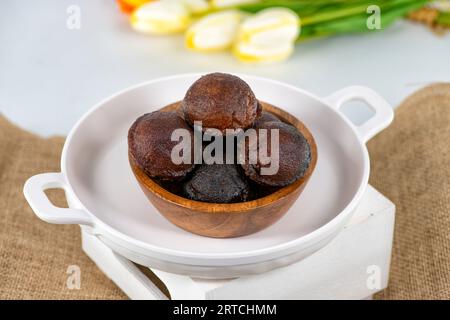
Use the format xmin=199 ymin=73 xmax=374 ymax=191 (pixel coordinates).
xmin=1 ymin=0 xmax=449 ymax=136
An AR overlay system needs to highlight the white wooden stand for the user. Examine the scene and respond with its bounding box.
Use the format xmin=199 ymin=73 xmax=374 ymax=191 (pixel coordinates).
xmin=82 ymin=185 xmax=395 ymax=300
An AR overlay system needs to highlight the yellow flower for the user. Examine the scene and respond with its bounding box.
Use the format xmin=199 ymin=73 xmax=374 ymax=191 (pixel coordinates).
xmin=233 ymin=8 xmax=300 ymax=63
xmin=186 ymin=10 xmax=243 ymax=52
xmin=130 ymin=0 xmax=191 ymax=34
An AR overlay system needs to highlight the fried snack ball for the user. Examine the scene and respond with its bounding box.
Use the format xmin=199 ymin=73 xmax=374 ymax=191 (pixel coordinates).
xmin=183 ymin=164 xmax=250 ymax=203
xmin=182 ymin=73 xmax=260 ymax=133
xmin=241 ymin=121 xmax=311 ymax=187
xmin=128 ymin=111 xmax=195 ymax=180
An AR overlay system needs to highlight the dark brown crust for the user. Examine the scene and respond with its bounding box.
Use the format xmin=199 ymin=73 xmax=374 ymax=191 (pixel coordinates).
xmin=241 ymin=121 xmax=311 ymax=187
xmin=182 ymin=73 xmax=259 ymax=133
xmin=128 ymin=111 xmax=195 ymax=180
xmin=183 ymin=164 xmax=250 ymax=203
xmin=253 ymin=110 xmax=281 ymax=127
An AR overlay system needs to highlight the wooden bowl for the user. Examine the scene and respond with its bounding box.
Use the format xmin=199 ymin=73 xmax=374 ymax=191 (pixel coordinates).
xmin=129 ymin=102 xmax=317 ymax=238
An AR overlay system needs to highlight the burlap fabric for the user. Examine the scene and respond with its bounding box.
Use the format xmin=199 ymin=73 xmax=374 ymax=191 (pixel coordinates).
xmin=370 ymin=83 xmax=450 ymax=300
xmin=0 ymin=117 xmax=127 ymax=299
xmin=0 ymin=84 xmax=449 ymax=299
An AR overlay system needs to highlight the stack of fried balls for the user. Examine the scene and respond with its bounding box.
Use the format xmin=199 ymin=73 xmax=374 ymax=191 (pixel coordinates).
xmin=128 ymin=73 xmax=311 ymax=203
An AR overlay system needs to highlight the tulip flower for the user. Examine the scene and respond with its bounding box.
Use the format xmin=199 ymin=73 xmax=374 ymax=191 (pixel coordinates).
xmin=233 ymin=42 xmax=294 ymax=63
xmin=186 ymin=10 xmax=243 ymax=52
xmin=130 ymin=0 xmax=191 ymax=34
xmin=237 ymin=8 xmax=299 ymax=46
xmin=233 ymin=8 xmax=299 ymax=63
xmin=182 ymin=0 xmax=210 ymax=14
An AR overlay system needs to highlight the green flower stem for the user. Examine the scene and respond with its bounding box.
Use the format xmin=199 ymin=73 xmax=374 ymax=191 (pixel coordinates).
xmin=298 ymin=0 xmax=429 ymax=41
xmin=298 ymin=1 xmax=426 ymax=42
xmin=299 ymin=0 xmax=425 ymax=25
xmin=196 ymin=0 xmax=430 ymax=42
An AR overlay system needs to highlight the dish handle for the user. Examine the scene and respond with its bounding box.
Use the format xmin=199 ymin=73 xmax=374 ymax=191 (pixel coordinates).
xmin=23 ymin=172 xmax=93 ymax=226
xmin=324 ymin=86 xmax=394 ymax=143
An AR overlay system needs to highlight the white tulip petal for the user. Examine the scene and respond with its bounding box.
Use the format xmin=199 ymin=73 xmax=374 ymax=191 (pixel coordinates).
xmin=233 ymin=41 xmax=294 ymax=63
xmin=182 ymin=0 xmax=210 ymax=14
xmin=247 ymin=24 xmax=299 ymax=46
xmin=186 ymin=11 xmax=242 ymax=51
xmin=238 ymin=8 xmax=300 ymax=45
xmin=130 ymin=0 xmax=190 ymax=34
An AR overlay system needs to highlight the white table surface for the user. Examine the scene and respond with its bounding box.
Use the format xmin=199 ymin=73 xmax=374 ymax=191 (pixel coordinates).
xmin=1 ymin=0 xmax=449 ymax=137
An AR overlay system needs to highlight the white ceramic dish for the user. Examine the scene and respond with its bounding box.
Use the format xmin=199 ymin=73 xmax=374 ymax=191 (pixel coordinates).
xmin=24 ymin=74 xmax=393 ymax=278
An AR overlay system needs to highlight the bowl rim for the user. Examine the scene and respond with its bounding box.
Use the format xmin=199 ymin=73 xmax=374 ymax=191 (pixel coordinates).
xmin=128 ymin=102 xmax=318 ymax=213
xmin=60 ymin=73 xmax=370 ymax=262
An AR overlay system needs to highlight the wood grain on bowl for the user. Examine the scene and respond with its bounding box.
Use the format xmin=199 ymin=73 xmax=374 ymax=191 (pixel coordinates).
xmin=129 ymin=102 xmax=317 ymax=238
